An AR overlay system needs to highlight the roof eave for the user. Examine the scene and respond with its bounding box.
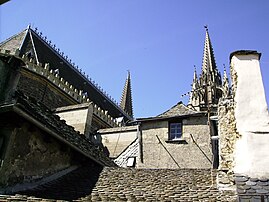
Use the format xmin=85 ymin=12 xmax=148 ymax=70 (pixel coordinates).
xmin=136 ymin=112 xmax=207 ymax=122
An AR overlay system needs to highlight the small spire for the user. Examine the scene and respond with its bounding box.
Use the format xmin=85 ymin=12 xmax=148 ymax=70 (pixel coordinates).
xmin=222 ymin=64 xmax=230 ymax=98
xmin=188 ymin=66 xmax=200 ymax=106
xmin=204 ymin=25 xmax=208 ymax=32
xmin=193 ymin=65 xmax=198 ymax=82
xmin=223 ymin=64 xmax=228 ymax=79
xmin=120 ymin=70 xmax=134 ymax=118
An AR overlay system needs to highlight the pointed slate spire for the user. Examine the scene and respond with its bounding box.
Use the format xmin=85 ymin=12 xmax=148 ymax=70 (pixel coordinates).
xmin=201 ymin=26 xmax=221 ymax=85
xmin=120 ymin=71 xmax=134 ymax=118
xmin=202 ymin=26 xmax=216 ymax=74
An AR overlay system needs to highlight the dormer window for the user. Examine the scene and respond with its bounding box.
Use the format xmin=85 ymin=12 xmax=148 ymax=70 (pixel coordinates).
xmin=169 ymin=122 xmax=182 ymax=140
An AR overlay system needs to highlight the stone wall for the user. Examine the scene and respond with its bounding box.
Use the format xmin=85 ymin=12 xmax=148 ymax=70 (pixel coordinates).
xmin=97 ymin=126 xmax=138 ymax=158
xmin=17 ymin=69 xmax=77 ymax=109
xmin=0 ymin=119 xmax=74 ymax=188
xmin=137 ymin=116 xmax=212 ymax=169
xmin=55 ymin=103 xmax=94 ymax=138
xmin=217 ymin=98 xmax=238 ymax=188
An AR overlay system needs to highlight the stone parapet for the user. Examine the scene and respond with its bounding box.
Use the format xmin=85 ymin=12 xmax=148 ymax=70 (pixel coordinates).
xmin=20 ymin=54 xmax=88 ymax=103
xmin=92 ymin=104 xmax=120 ymax=127
xmin=0 ymin=49 xmax=120 ymax=128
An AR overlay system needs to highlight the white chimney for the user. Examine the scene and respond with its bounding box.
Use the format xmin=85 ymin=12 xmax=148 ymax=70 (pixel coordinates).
xmin=230 ymin=50 xmax=269 ymax=178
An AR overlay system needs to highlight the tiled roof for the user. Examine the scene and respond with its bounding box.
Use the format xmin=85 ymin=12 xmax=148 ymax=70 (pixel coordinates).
xmin=157 ymin=102 xmax=200 ymax=118
xmin=0 ymin=29 xmax=27 ymax=55
xmin=1 ymin=167 xmax=237 ymax=201
xmin=0 ymin=91 xmax=115 ymax=167
xmin=83 ymin=168 xmax=236 ymax=201
xmin=137 ymin=102 xmax=203 ymax=122
xmin=16 ymin=161 xmax=103 ymax=201
xmin=235 ymin=174 xmax=269 ymax=200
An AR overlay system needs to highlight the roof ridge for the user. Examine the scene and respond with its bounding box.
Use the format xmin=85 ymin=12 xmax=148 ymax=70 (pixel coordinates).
xmin=157 ymin=101 xmax=182 ymax=116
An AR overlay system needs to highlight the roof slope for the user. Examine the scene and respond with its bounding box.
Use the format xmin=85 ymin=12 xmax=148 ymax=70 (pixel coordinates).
xmin=0 ymin=29 xmax=27 ymax=55
xmin=0 ymin=27 xmax=132 ymax=121
xmin=16 ymin=161 xmax=103 ymax=201
xmin=85 ymin=168 xmax=236 ymax=201
xmin=5 ymin=167 xmax=237 ymax=201
xmin=235 ymin=174 xmax=269 ymax=200
xmin=158 ymin=102 xmax=200 ymax=118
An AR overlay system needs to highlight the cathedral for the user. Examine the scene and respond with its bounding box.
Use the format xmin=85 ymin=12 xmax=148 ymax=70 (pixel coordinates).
xmin=0 ymin=25 xmax=268 ymax=201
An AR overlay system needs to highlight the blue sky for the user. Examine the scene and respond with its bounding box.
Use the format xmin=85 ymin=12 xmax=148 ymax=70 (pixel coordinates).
xmin=1 ymin=1 xmax=268 ymax=118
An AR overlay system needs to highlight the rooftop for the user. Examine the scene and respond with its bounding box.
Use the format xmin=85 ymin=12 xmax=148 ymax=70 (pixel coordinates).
xmin=1 ymin=166 xmax=237 ymax=201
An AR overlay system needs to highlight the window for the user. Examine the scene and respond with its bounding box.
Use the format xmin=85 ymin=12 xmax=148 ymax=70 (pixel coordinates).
xmin=169 ymin=122 xmax=182 ymax=140
xmin=126 ymin=157 xmax=136 ymax=167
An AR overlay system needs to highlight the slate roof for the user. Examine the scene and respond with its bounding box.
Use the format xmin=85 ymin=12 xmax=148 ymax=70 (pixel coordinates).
xmin=0 ymin=29 xmax=27 ymax=55
xmin=137 ymin=102 xmax=204 ymax=122
xmin=0 ymin=27 xmax=132 ymax=121
xmin=0 ymin=167 xmax=237 ymax=201
xmin=157 ymin=102 xmax=201 ymax=118
xmin=0 ymin=91 xmax=115 ymax=167
xmin=235 ymin=174 xmax=269 ymax=201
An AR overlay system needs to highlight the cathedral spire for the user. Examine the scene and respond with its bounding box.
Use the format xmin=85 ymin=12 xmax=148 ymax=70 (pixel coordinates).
xmin=120 ymin=71 xmax=133 ymax=118
xmin=188 ymin=26 xmax=223 ymax=112
xmin=201 ymin=25 xmax=217 ymax=76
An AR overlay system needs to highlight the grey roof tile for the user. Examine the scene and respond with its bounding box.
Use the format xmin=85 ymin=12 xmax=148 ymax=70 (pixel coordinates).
xmin=236 ymin=174 xmax=269 ymax=200
xmin=2 ymin=167 xmax=237 ymax=201
xmin=256 ymin=189 xmax=269 ymax=194
xmin=157 ymin=102 xmax=200 ymax=118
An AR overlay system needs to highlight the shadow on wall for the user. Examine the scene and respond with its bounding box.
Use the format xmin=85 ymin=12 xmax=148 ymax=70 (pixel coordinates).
xmin=91 ymin=132 xmax=111 ymax=157
xmin=18 ymin=160 xmax=103 ymax=201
